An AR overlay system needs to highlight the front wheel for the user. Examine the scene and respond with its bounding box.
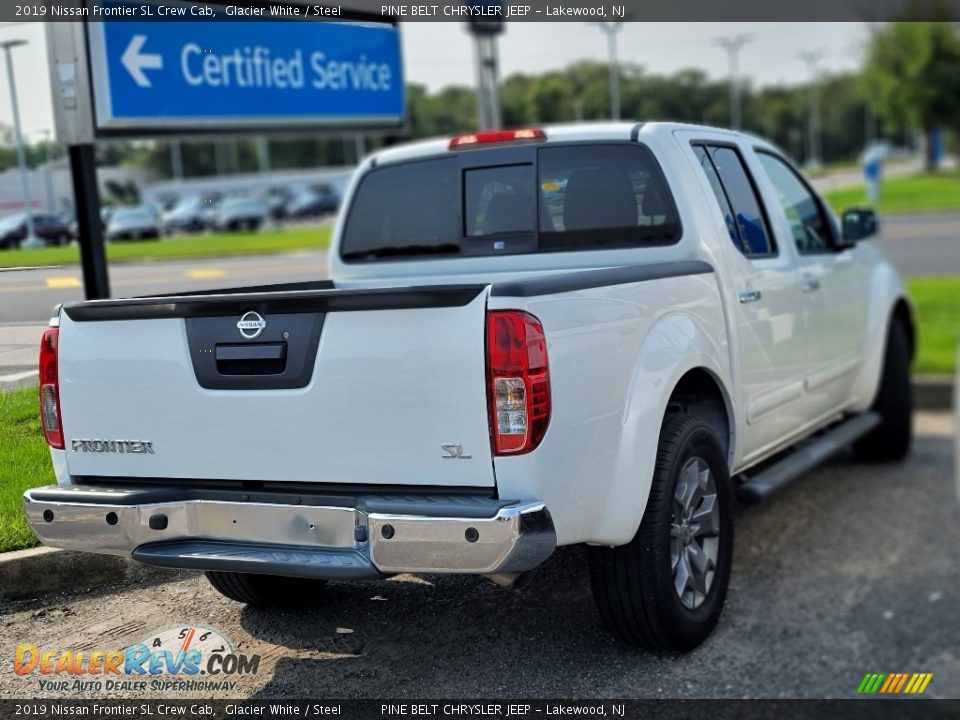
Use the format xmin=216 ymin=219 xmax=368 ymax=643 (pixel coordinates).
xmin=588 ymin=415 xmax=733 ymax=651
xmin=205 ymin=571 xmax=327 ymax=607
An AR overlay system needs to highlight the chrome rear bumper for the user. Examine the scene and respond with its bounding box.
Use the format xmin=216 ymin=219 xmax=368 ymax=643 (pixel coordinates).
xmin=23 ymin=485 xmax=555 ymax=579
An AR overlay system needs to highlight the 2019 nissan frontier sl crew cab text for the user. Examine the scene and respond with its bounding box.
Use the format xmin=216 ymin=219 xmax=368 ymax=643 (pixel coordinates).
xmin=24 ymin=123 xmax=914 ymax=651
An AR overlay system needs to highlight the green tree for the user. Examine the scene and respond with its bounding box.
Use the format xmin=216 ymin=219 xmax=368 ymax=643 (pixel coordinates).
xmin=863 ymin=19 xmax=960 ymax=170
xmin=527 ymin=73 xmax=574 ymax=124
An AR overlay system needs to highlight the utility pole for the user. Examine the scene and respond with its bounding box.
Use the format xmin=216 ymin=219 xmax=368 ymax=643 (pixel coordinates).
xmin=799 ymin=49 xmax=825 ymax=168
xmin=593 ymin=22 xmax=624 ymax=120
xmin=715 ymin=34 xmax=751 ymax=130
xmin=1 ymin=39 xmax=41 ymax=248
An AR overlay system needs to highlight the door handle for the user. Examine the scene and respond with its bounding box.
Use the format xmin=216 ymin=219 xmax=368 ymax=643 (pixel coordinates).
xmin=801 ymin=278 xmax=821 ymax=293
xmin=738 ymin=290 xmax=762 ymax=304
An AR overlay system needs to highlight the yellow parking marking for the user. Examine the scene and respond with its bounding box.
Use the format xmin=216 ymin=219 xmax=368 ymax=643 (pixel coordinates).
xmin=184 ymin=268 xmax=228 ymax=279
xmin=45 ymin=277 xmax=81 ymax=288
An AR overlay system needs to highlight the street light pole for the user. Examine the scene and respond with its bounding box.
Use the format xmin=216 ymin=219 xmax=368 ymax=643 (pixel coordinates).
xmin=593 ymin=22 xmax=624 ymax=120
xmin=465 ymin=13 xmax=504 ymax=131
xmin=715 ymin=34 xmax=752 ymax=130
xmin=40 ymin=128 xmax=56 ymax=214
xmin=1 ymin=39 xmax=41 ymax=248
xmin=799 ymin=49 xmax=825 ymax=168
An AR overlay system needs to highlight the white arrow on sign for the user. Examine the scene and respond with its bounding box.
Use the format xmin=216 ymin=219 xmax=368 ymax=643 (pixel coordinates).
xmin=121 ymin=35 xmax=163 ymax=88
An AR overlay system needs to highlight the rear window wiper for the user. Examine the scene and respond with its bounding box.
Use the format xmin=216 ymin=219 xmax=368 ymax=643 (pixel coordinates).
xmin=341 ymin=243 xmax=461 ymax=261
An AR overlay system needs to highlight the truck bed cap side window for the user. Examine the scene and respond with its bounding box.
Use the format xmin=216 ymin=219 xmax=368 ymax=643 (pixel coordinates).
xmin=693 ymin=143 xmax=775 ymax=258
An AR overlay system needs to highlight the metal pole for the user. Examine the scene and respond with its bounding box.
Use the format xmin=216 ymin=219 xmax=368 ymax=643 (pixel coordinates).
xmin=607 ymin=28 xmax=620 ymax=121
xmin=170 ymin=140 xmax=184 ymax=181
xmin=799 ymin=50 xmax=825 ymax=167
xmin=353 ymin=133 xmax=365 ymax=164
xmin=594 ymin=23 xmax=624 ymax=121
xmin=716 ymin=34 xmax=752 ymax=130
xmin=69 ymin=143 xmax=110 ymax=299
xmin=472 ymin=35 xmax=501 ymax=130
xmin=41 ymin=128 xmax=55 ymax=213
xmin=1 ymin=40 xmax=41 ymax=247
xmin=256 ymin=136 xmax=270 ymax=173
xmin=486 ymin=36 xmax=501 ymax=129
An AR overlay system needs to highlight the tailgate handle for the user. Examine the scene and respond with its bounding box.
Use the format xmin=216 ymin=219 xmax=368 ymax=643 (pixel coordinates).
xmin=215 ymin=343 xmax=287 ymax=362
xmin=215 ymin=342 xmax=287 ymax=376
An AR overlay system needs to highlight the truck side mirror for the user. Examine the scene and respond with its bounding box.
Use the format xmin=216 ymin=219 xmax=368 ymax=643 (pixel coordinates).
xmin=841 ymin=208 xmax=878 ymax=243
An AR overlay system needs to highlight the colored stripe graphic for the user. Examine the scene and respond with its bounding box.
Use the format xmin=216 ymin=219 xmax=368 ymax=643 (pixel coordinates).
xmin=857 ymin=672 xmax=932 ymax=694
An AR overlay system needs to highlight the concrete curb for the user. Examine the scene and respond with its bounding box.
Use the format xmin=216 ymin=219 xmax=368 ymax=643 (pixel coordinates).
xmin=913 ymin=376 xmax=953 ymax=411
xmin=0 ymin=546 xmax=183 ymax=602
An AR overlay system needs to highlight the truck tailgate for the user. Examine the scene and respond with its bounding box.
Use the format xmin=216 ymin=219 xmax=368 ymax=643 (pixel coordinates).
xmin=56 ymin=284 xmax=495 ymax=488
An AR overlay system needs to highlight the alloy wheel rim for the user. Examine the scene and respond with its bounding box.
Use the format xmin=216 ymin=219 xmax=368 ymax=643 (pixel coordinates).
xmin=670 ymin=456 xmax=721 ymax=610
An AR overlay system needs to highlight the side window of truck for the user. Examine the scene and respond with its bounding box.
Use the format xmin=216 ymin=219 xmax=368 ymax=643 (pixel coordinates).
xmin=536 ymin=144 xmax=681 ymax=250
xmin=692 ymin=143 xmax=775 ymax=258
xmin=755 ymin=151 xmax=837 ymax=254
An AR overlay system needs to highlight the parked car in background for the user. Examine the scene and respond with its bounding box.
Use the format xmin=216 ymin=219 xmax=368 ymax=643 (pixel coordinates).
xmin=0 ymin=212 xmax=74 ymax=249
xmin=162 ymin=197 xmax=208 ymax=235
xmin=213 ymin=197 xmax=267 ymax=232
xmin=285 ymin=185 xmax=340 ymax=219
xmin=105 ymin=205 xmax=161 ymax=241
xmin=201 ymin=199 xmax=222 ymax=229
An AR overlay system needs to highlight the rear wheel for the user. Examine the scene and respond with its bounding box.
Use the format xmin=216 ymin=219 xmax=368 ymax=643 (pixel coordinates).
xmin=588 ymin=415 xmax=733 ymax=651
xmin=853 ymin=320 xmax=912 ymax=462
xmin=205 ymin=571 xmax=327 ymax=607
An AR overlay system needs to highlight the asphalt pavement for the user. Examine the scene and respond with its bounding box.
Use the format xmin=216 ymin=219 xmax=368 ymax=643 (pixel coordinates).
xmin=0 ymin=412 xmax=956 ymax=700
xmin=874 ymin=213 xmax=960 ymax=277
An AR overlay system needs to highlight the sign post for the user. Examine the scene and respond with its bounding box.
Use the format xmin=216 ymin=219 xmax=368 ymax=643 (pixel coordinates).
xmin=47 ymin=2 xmax=404 ymax=301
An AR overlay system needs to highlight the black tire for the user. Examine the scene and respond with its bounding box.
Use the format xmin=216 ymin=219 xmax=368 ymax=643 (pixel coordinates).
xmin=853 ymin=320 xmax=912 ymax=462
xmin=588 ymin=415 xmax=733 ymax=651
xmin=205 ymin=571 xmax=327 ymax=607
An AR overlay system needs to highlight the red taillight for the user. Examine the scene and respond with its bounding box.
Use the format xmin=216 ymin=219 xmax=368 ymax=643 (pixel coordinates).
xmin=449 ymin=128 xmax=546 ymax=149
xmin=38 ymin=327 xmax=63 ymax=449
xmin=486 ymin=311 xmax=551 ymax=455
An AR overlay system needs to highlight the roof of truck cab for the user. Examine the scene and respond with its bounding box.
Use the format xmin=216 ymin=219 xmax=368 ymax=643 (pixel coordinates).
xmin=367 ymin=121 xmax=768 ymax=167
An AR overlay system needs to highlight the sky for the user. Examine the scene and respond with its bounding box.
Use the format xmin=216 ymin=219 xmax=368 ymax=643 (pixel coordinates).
xmin=0 ymin=21 xmax=871 ymax=141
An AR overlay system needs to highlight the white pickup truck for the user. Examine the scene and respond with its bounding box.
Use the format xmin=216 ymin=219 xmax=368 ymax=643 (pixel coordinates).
xmin=24 ymin=123 xmax=913 ymax=651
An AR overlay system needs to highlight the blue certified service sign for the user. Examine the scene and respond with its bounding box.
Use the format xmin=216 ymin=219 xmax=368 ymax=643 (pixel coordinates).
xmin=86 ymin=18 xmax=404 ymax=131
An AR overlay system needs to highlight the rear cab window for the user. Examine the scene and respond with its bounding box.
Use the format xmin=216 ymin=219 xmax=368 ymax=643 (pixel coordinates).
xmin=340 ymin=143 xmax=681 ymax=262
